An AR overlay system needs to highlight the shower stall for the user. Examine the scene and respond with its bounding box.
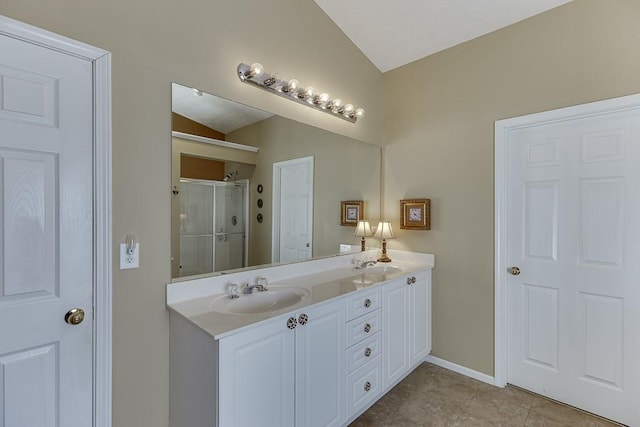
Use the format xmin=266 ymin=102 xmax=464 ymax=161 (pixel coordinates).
xmin=178 ymin=178 xmax=248 ymax=276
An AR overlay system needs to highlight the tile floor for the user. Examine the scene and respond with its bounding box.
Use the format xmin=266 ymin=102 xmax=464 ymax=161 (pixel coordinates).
xmin=350 ymin=363 xmax=621 ymax=426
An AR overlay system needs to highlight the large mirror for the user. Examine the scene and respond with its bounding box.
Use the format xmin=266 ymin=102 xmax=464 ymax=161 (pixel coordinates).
xmin=171 ymin=82 xmax=381 ymax=280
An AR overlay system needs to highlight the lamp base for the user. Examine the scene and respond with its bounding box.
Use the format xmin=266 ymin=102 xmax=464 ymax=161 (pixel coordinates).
xmin=360 ymin=237 xmax=366 ymax=252
xmin=377 ymin=239 xmax=392 ymax=263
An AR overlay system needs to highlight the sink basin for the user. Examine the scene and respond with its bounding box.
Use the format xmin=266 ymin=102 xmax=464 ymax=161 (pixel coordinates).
xmin=359 ymin=265 xmax=402 ymax=275
xmin=352 ymin=265 xmax=402 ymax=284
xmin=210 ymin=287 xmax=310 ymax=315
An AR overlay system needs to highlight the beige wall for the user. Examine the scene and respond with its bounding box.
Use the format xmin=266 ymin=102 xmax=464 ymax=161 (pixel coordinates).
xmin=383 ymin=0 xmax=640 ymax=375
xmin=0 ymin=1 xmax=382 ymax=425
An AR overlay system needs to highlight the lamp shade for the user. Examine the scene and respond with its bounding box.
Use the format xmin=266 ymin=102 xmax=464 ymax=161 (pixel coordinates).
xmin=354 ymin=220 xmax=373 ymax=237
xmin=373 ymin=221 xmax=395 ymax=240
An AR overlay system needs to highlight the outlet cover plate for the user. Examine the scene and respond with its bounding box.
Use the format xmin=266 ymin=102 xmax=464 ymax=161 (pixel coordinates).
xmin=120 ymin=243 xmax=140 ymax=269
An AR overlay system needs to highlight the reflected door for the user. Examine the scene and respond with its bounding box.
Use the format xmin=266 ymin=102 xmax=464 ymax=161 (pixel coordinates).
xmin=273 ymin=157 xmax=314 ymax=263
xmin=505 ymin=107 xmax=640 ymax=425
xmin=179 ymin=180 xmax=247 ymax=275
xmin=214 ymin=183 xmax=246 ymax=271
xmin=179 ymin=181 xmax=214 ymax=276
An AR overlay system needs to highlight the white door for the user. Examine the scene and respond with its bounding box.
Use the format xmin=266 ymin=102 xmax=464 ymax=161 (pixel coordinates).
xmin=273 ymin=156 xmax=313 ymax=263
xmin=503 ymin=103 xmax=640 ymax=424
xmin=0 ymin=34 xmax=94 ymax=425
xmin=410 ymin=272 xmax=431 ymax=366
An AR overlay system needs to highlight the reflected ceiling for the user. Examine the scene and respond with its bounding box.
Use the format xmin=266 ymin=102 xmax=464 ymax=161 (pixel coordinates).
xmin=172 ymin=83 xmax=273 ymax=134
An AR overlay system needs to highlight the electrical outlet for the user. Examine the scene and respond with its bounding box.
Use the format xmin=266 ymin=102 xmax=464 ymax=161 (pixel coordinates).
xmin=120 ymin=243 xmax=140 ymax=269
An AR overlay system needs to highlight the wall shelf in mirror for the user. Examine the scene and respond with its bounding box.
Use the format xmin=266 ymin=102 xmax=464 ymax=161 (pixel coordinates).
xmin=171 ymin=131 xmax=259 ymax=153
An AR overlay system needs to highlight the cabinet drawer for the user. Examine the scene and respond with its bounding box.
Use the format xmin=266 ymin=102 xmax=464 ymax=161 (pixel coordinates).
xmin=345 ymin=287 xmax=381 ymax=321
xmin=346 ymin=357 xmax=382 ymax=418
xmin=346 ymin=309 xmax=381 ymax=348
xmin=346 ymin=332 xmax=381 ymax=374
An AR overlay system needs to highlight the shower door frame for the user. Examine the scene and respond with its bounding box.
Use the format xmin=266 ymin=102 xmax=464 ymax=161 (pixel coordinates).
xmin=179 ymin=178 xmax=249 ymax=275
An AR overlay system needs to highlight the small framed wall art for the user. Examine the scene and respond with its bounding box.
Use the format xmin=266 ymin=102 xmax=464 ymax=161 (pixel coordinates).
xmin=340 ymin=200 xmax=364 ymax=226
xmin=400 ymin=199 xmax=431 ymax=230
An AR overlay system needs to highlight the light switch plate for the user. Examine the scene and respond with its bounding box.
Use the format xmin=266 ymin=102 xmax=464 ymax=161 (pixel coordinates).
xmin=120 ymin=243 xmax=140 ymax=269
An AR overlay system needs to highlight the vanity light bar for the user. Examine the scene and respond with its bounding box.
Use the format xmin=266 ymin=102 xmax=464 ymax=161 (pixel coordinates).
xmin=237 ymin=63 xmax=365 ymax=124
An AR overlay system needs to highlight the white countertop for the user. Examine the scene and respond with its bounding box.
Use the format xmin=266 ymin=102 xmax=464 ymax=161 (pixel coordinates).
xmin=167 ymin=250 xmax=434 ymax=340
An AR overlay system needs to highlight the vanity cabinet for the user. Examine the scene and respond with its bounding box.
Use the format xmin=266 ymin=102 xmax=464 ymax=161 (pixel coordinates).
xmin=382 ymin=271 xmax=431 ymax=389
xmin=170 ymin=297 xmax=345 ymax=427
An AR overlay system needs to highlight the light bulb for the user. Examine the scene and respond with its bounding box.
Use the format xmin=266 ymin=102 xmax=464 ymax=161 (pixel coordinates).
xmin=355 ymin=108 xmax=365 ymax=118
xmin=287 ymin=79 xmax=299 ymax=92
xmin=304 ymin=86 xmax=315 ymax=99
xmin=331 ymin=98 xmax=343 ymax=112
xmin=249 ymin=63 xmax=264 ymax=77
xmin=318 ymin=93 xmax=330 ymax=104
xmin=343 ymin=104 xmax=354 ymax=116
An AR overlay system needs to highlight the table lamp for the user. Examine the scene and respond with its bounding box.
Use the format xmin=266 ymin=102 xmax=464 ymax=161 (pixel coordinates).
xmin=354 ymin=220 xmax=373 ymax=252
xmin=373 ymin=221 xmax=395 ymax=262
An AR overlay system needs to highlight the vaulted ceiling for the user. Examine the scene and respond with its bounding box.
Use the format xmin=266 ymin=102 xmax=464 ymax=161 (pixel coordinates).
xmin=313 ymin=0 xmax=573 ymax=72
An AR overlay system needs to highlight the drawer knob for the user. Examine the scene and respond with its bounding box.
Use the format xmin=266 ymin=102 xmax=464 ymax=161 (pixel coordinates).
xmin=364 ymin=381 xmax=372 ymax=392
xmin=287 ymin=317 xmax=297 ymax=330
xmin=364 ymin=347 xmax=372 ymax=357
xmin=411 ymin=276 xmax=416 ymax=284
xmin=406 ymin=277 xmax=412 ymax=285
xmin=364 ymin=323 xmax=371 ymax=333
xmin=364 ymin=298 xmax=371 ymax=308
xmin=298 ymin=313 xmax=308 ymax=325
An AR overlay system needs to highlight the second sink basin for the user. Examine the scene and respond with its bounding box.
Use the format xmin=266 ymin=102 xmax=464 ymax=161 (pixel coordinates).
xmin=210 ymin=287 xmax=310 ymax=315
xmin=359 ymin=265 xmax=402 ymax=275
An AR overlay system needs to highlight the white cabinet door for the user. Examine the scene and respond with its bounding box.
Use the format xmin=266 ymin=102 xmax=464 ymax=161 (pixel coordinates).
xmin=219 ymin=316 xmax=296 ymax=427
xmin=382 ymin=277 xmax=410 ymax=388
xmin=410 ymin=271 xmax=431 ymax=365
xmin=295 ymin=299 xmax=346 ymax=427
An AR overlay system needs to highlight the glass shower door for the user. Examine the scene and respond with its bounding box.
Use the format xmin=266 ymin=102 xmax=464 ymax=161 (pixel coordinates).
xmin=213 ymin=183 xmax=246 ymax=271
xmin=179 ymin=180 xmax=214 ymax=276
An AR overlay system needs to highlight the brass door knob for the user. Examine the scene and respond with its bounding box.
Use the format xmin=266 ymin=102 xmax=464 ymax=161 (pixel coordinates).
xmin=508 ymin=266 xmax=521 ymax=276
xmin=65 ymin=308 xmax=85 ymax=325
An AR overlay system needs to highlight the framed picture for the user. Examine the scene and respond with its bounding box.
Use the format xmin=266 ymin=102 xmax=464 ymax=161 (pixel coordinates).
xmin=400 ymin=199 xmax=431 ymax=230
xmin=340 ymin=200 xmax=364 ymax=226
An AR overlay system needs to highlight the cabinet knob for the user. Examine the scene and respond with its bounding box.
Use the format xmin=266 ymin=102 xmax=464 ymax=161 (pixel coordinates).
xmin=364 ymin=347 xmax=372 ymax=357
xmin=364 ymin=381 xmax=372 ymax=392
xmin=298 ymin=313 xmax=308 ymax=325
xmin=364 ymin=323 xmax=371 ymax=333
xmin=406 ymin=277 xmax=412 ymax=285
xmin=411 ymin=276 xmax=416 ymax=284
xmin=364 ymin=298 xmax=371 ymax=308
xmin=508 ymin=266 xmax=521 ymax=276
xmin=287 ymin=317 xmax=297 ymax=330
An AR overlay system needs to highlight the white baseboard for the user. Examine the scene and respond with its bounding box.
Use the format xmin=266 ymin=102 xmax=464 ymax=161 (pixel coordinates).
xmin=425 ymin=355 xmax=497 ymax=386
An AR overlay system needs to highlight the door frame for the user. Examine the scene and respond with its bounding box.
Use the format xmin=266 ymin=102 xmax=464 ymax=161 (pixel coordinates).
xmin=272 ymin=156 xmax=314 ymax=263
xmin=0 ymin=15 xmax=113 ymax=426
xmin=494 ymin=93 xmax=640 ymax=388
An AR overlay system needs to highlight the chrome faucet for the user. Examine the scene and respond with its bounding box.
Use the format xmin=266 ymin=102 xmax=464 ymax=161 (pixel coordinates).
xmin=354 ymin=259 xmax=377 ymax=269
xmin=243 ymin=277 xmax=269 ymax=294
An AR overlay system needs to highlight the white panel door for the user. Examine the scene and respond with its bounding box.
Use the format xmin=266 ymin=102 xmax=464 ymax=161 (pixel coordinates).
xmin=273 ymin=156 xmax=313 ymax=263
xmin=0 ymin=34 xmax=94 ymax=426
xmin=295 ymin=300 xmax=345 ymax=427
xmin=506 ymin=108 xmax=640 ymax=424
